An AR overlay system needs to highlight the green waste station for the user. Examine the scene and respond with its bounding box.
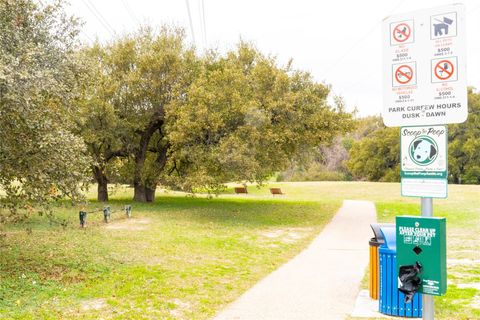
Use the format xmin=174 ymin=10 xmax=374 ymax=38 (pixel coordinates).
xmin=396 ymin=216 xmax=447 ymax=296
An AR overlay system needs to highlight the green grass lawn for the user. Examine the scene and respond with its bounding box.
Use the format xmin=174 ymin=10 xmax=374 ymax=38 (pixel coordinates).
xmin=0 ymin=186 xmax=340 ymax=319
xmin=1 ymin=182 xmax=479 ymax=319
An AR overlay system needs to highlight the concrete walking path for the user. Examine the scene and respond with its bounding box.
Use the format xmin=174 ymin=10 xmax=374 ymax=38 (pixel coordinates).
xmin=213 ymin=200 xmax=377 ymax=320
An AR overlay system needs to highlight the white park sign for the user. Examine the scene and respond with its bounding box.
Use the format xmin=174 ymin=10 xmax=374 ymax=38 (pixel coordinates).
xmin=382 ymin=4 xmax=467 ymax=127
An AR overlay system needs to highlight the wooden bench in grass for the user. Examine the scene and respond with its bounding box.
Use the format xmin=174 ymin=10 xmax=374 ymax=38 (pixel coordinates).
xmin=269 ymin=187 xmax=285 ymax=195
xmin=234 ymin=186 xmax=248 ymax=194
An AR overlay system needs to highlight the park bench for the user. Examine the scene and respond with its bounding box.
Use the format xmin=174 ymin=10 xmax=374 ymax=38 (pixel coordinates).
xmin=269 ymin=187 xmax=285 ymax=196
xmin=234 ymin=186 xmax=248 ymax=194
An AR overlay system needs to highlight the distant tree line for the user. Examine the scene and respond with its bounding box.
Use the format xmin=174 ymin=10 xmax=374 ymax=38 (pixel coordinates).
xmin=281 ymin=89 xmax=480 ymax=184
xmin=0 ymin=0 xmax=353 ymax=220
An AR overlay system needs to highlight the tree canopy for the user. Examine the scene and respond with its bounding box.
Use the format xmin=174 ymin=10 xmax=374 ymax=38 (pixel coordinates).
xmin=164 ymin=44 xmax=353 ymax=192
xmin=449 ymin=88 xmax=480 ymax=184
xmin=346 ymin=126 xmax=400 ymax=182
xmin=76 ymin=31 xmax=354 ymax=201
xmin=0 ymin=0 xmax=90 ymax=220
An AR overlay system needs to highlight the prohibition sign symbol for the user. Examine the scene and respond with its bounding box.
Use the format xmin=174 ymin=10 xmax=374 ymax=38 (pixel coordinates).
xmin=434 ymin=60 xmax=454 ymax=80
xmin=395 ymin=65 xmax=413 ymax=84
xmin=393 ymin=23 xmax=411 ymax=43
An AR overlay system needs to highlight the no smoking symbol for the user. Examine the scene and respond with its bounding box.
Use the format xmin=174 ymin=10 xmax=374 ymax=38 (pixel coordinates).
xmin=395 ymin=65 xmax=414 ymax=85
xmin=393 ymin=23 xmax=411 ymax=43
xmin=434 ymin=60 xmax=454 ymax=80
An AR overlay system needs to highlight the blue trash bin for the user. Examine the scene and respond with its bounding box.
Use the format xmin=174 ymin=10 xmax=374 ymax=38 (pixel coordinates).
xmin=379 ymin=226 xmax=422 ymax=317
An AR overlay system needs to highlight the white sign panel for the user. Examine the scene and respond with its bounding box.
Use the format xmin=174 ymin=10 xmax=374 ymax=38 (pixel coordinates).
xmin=382 ymin=4 xmax=467 ymax=127
xmin=401 ymin=125 xmax=448 ymax=198
xmin=401 ymin=178 xmax=447 ymax=198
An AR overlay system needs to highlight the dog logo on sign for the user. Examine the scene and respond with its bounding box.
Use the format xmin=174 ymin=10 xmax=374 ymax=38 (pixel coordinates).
xmin=430 ymin=12 xmax=457 ymax=39
xmin=409 ymin=136 xmax=438 ymax=166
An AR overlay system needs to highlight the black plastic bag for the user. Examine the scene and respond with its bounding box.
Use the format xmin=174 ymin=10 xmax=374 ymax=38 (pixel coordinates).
xmin=398 ymin=261 xmax=422 ymax=303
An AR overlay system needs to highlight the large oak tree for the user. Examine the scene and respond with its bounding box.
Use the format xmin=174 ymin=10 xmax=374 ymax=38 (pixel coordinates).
xmin=78 ymin=27 xmax=198 ymax=201
xmin=79 ymin=34 xmax=353 ymax=201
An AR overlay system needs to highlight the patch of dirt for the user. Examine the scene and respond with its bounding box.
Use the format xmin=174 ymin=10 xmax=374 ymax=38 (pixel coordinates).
xmin=144 ymin=257 xmax=165 ymax=266
xmin=266 ymin=243 xmax=280 ymax=248
xmin=105 ymin=218 xmax=151 ymax=231
xmin=454 ymin=249 xmax=479 ymax=253
xmin=449 ymin=271 xmax=476 ymax=280
xmin=0 ymin=230 xmax=26 ymax=237
xmin=81 ymin=298 xmax=107 ymax=311
xmin=471 ymin=295 xmax=480 ymax=309
xmin=260 ymin=228 xmax=313 ymax=244
xmin=169 ymin=299 xmax=192 ymax=319
xmin=447 ymin=259 xmax=480 ymax=266
xmin=457 ymin=283 xmax=480 ymax=290
xmin=282 ymin=231 xmax=304 ymax=244
xmin=262 ymin=230 xmax=284 ymax=238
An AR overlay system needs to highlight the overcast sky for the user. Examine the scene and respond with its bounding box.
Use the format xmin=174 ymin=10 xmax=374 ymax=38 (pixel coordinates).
xmin=66 ymin=0 xmax=480 ymax=116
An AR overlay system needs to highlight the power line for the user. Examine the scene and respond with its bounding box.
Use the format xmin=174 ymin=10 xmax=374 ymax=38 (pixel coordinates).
xmin=121 ymin=0 xmax=141 ymax=25
xmin=203 ymin=0 xmax=208 ymax=47
xmin=185 ymin=0 xmax=196 ymax=45
xmin=85 ymin=0 xmax=116 ymax=34
xmin=197 ymin=0 xmax=204 ymax=47
xmin=81 ymin=0 xmax=115 ymax=37
xmin=80 ymin=0 xmax=114 ymax=37
xmin=200 ymin=0 xmax=207 ymax=47
xmin=80 ymin=30 xmax=95 ymax=44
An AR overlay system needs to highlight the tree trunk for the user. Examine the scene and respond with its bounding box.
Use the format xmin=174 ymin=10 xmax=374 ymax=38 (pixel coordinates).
xmin=133 ymin=151 xmax=147 ymax=202
xmin=132 ymin=121 xmax=161 ymax=202
xmin=143 ymin=148 xmax=166 ymax=203
xmin=93 ymin=166 xmax=108 ymax=202
xmin=132 ymin=136 xmax=148 ymax=202
xmin=97 ymin=180 xmax=108 ymax=202
xmin=133 ymin=182 xmax=147 ymax=202
xmin=145 ymin=186 xmax=156 ymax=202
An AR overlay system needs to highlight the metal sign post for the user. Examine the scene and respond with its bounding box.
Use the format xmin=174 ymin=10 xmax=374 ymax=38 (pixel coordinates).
xmin=421 ymin=197 xmax=434 ymax=320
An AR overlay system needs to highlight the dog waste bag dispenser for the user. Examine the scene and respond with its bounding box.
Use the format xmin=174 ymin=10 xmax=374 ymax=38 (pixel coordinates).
xmin=396 ymin=216 xmax=447 ymax=297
